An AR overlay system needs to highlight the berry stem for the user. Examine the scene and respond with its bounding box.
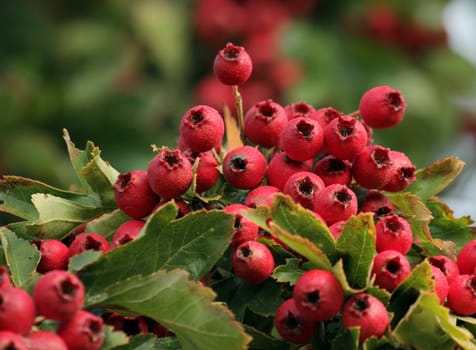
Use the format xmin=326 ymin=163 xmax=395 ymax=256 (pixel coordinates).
xmin=348 ymin=110 xmax=360 ymax=118
xmin=232 ymin=85 xmax=246 ymax=144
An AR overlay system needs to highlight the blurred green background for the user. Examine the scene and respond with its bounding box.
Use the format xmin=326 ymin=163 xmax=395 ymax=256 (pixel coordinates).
xmin=1 ymin=0 xmax=475 ymax=197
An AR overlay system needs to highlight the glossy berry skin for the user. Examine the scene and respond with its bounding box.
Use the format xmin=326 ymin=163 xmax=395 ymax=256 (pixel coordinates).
xmin=223 ymin=204 xmax=259 ymax=249
xmin=0 ymin=287 xmax=35 ymax=335
xmin=57 ymin=310 xmax=105 ymax=350
xmin=112 ymin=219 xmax=145 ymax=248
xmin=284 ymin=101 xmax=314 ymax=120
xmin=148 ymin=148 xmax=193 ymax=199
xmin=447 ymin=274 xmax=476 ymax=315
xmin=114 ymin=170 xmax=160 ymax=219
xmin=179 ymin=105 xmax=224 ymax=153
xmin=382 ymin=150 xmax=416 ymax=192
xmin=372 ymin=250 xmax=411 ymax=292
xmin=68 ymin=233 xmax=111 ymax=258
xmin=222 ymin=146 xmax=267 ymax=190
xmin=33 ymin=270 xmax=85 ymax=321
xmin=375 ymin=215 xmax=413 ymax=254
xmin=0 ymin=331 xmax=28 ymax=350
xmin=456 ymin=240 xmax=476 ymax=275
xmin=267 ymin=152 xmax=312 ymax=191
xmin=232 ymin=240 xmax=274 ymax=284
xmin=359 ymin=85 xmax=406 ymax=129
xmin=324 ymin=115 xmax=368 ymax=160
xmin=342 ymin=293 xmax=389 ymax=343
xmin=27 ymin=331 xmax=68 ymax=350
xmin=313 ymin=184 xmax=358 ymax=225
xmin=244 ymin=99 xmax=288 ymax=148
xmin=213 ymin=42 xmax=252 ymax=86
xmin=244 ymin=185 xmax=280 ymax=208
xmin=313 ymin=155 xmax=352 ymax=186
xmin=429 ymin=255 xmax=460 ymax=284
xmin=283 ymin=171 xmax=325 ymax=210
xmin=280 ymin=116 xmax=324 ymax=161
xmin=35 ymin=239 xmax=69 ymax=273
xmin=430 ymin=265 xmax=449 ymax=304
xmin=359 ymin=191 xmax=395 ymax=217
xmin=293 ymin=269 xmax=344 ymax=322
xmin=0 ymin=266 xmax=12 ymax=289
xmin=352 ymin=145 xmax=394 ymax=190
xmin=274 ymin=298 xmax=316 ymax=344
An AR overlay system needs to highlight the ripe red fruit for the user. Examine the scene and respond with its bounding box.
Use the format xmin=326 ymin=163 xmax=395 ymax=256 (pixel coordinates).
xmin=111 ymin=219 xmax=145 ymax=248
xmin=359 ymin=85 xmax=406 ymax=129
xmin=27 ymin=330 xmax=68 ymax=350
xmin=213 ymin=42 xmax=253 ymax=86
xmin=57 ymin=310 xmax=105 ymax=350
xmin=382 ymin=150 xmax=416 ymax=192
xmin=222 ymin=146 xmax=267 ymax=190
xmin=430 ymin=265 xmax=449 ymax=304
xmin=179 ymin=105 xmax=224 ymax=153
xmin=308 ymin=106 xmax=343 ymax=130
xmin=232 ymin=240 xmax=275 ymax=284
xmin=283 ymin=171 xmax=325 ymax=210
xmin=280 ymin=116 xmax=324 ymax=161
xmin=359 ymin=190 xmax=395 ymax=217
xmin=147 ymin=148 xmax=193 ymax=199
xmin=342 ymin=293 xmax=389 ymax=342
xmin=267 ymin=152 xmax=312 ymax=191
xmin=33 ymin=270 xmax=85 ymax=321
xmin=352 ymin=144 xmax=394 ymax=190
xmin=274 ymin=298 xmax=316 ymax=344
xmin=313 ymin=184 xmax=358 ymax=225
xmin=244 ymin=185 xmax=280 ymax=208
xmin=244 ymin=99 xmax=288 ymax=148
xmin=284 ymin=101 xmax=314 ymax=120
xmin=0 ymin=287 xmax=35 ymax=335
xmin=293 ymin=269 xmax=344 ymax=321
xmin=105 ymin=312 xmax=149 ymax=335
xmin=324 ymin=115 xmax=368 ymax=160
xmin=192 ymin=150 xmax=220 ymax=193
xmin=114 ymin=170 xmax=160 ymax=219
xmin=68 ymin=233 xmax=111 ymax=258
xmin=429 ymin=255 xmax=460 ymax=284
xmin=457 ymin=240 xmax=476 ymax=275
xmin=223 ymin=204 xmax=259 ymax=248
xmin=329 ymin=220 xmax=347 ymax=240
xmin=313 ymin=155 xmax=352 ymax=186
xmin=372 ymin=250 xmax=411 ymax=292
xmin=0 ymin=331 xmax=28 ymax=350
xmin=0 ymin=266 xmax=12 ymax=289
xmin=375 ymin=215 xmax=413 ymax=254
xmin=447 ymin=274 xmax=476 ymax=315
xmin=34 ymin=239 xmax=69 ymax=273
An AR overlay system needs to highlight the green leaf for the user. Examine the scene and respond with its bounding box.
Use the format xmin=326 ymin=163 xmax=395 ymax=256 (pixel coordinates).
xmin=393 ymin=292 xmax=476 ymax=350
xmin=330 ymin=327 xmax=359 ymax=350
xmin=331 ymin=259 xmax=368 ymax=296
xmin=6 ymin=219 xmax=82 ymax=240
xmin=404 ymin=157 xmax=465 ymax=202
xmin=335 ymin=213 xmax=376 ymax=289
xmin=0 ymin=227 xmax=40 ymax=287
xmin=272 ymin=258 xmax=306 ymax=285
xmin=244 ymin=279 xmax=284 ymax=317
xmin=68 ymin=250 xmax=103 ymax=273
xmin=84 ymin=209 xmax=130 ymax=240
xmin=80 ymin=206 xmax=234 ymax=302
xmin=243 ymin=325 xmax=289 ymax=350
xmin=97 ymin=270 xmax=252 ymax=350
xmin=114 ymin=334 xmax=182 ymax=350
xmin=100 ymin=325 xmax=129 ymax=350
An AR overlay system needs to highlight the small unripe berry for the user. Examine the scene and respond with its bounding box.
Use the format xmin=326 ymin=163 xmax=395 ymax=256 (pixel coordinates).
xmin=179 ymin=105 xmax=224 ymax=153
xmin=283 ymin=171 xmax=325 ymax=210
xmin=372 ymin=250 xmax=411 ymax=292
xmin=57 ymin=310 xmax=105 ymax=350
xmin=0 ymin=331 xmax=29 ymax=350
xmin=313 ymin=184 xmax=358 ymax=225
xmin=35 ymin=239 xmax=69 ymax=273
xmin=68 ymin=233 xmax=111 ymax=258
xmin=375 ymin=215 xmax=413 ymax=254
xmin=325 ymin=115 xmax=368 ymax=160
xmin=111 ymin=219 xmax=145 ymax=248
xmin=382 ymin=150 xmax=416 ymax=192
xmin=222 ymin=146 xmax=267 ymax=190
xmin=232 ymin=240 xmax=274 ymax=284
xmin=359 ymin=85 xmax=406 ymax=129
xmin=274 ymin=298 xmax=316 ymax=344
xmin=0 ymin=287 xmax=36 ymax=335
xmin=456 ymin=240 xmax=476 ymax=275
xmin=148 ymin=148 xmax=193 ymax=199
xmin=33 ymin=270 xmax=85 ymax=321
xmin=313 ymin=154 xmax=352 ymax=186
xmin=280 ymin=116 xmax=324 ymax=161
xmin=27 ymin=331 xmax=68 ymax=350
xmin=213 ymin=42 xmax=253 ymax=86
xmin=244 ymin=185 xmax=280 ymax=208
xmin=352 ymin=144 xmax=394 ymax=190
xmin=114 ymin=170 xmax=160 ymax=219
xmin=267 ymin=152 xmax=312 ymax=191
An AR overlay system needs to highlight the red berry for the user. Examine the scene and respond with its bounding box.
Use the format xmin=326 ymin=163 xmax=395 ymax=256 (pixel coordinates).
xmin=342 ymin=293 xmax=389 ymax=342
xmin=0 ymin=266 xmax=12 ymax=289
xmin=244 ymin=99 xmax=288 ymax=148
xmin=0 ymin=331 xmax=28 ymax=350
xmin=308 ymin=106 xmax=343 ymax=130
xmin=68 ymin=233 xmax=111 ymax=258
xmin=213 ymin=42 xmax=253 ymax=86
xmin=232 ymin=240 xmax=275 ymax=284
xmin=114 ymin=170 xmax=160 ymax=219
xmin=0 ymin=287 xmax=35 ymax=335
xmin=382 ymin=150 xmax=416 ymax=192
xmin=223 ymin=204 xmax=259 ymax=248
xmin=57 ymin=310 xmax=105 ymax=350
xmin=293 ymin=269 xmax=344 ymax=321
xmin=147 ymin=148 xmax=193 ymax=199
xmin=280 ymin=116 xmax=324 ymax=161
xmin=222 ymin=146 xmax=267 ymax=190
xmin=329 ymin=220 xmax=347 ymax=240
xmin=34 ymin=239 xmax=69 ymax=273
xmin=33 ymin=270 xmax=85 ymax=321
xmin=313 ymin=184 xmax=358 ymax=225
xmin=430 ymin=265 xmax=449 ymax=304
xmin=375 ymin=215 xmax=413 ymax=254
xmin=457 ymin=240 xmax=476 ymax=275
xmin=429 ymin=255 xmax=460 ymax=285
xmin=274 ymin=298 xmax=316 ymax=344
xmin=324 ymin=115 xmax=368 ymax=160
xmin=27 ymin=331 xmax=68 ymax=350
xmin=372 ymin=250 xmax=411 ymax=292
xmin=284 ymin=101 xmax=315 ymax=120
xmin=447 ymin=274 xmax=476 ymax=315
xmin=283 ymin=171 xmax=325 ymax=210
xmin=359 ymin=191 xmax=395 ymax=217
xmin=244 ymin=185 xmax=280 ymax=208
xmin=267 ymin=152 xmax=312 ymax=191
xmin=179 ymin=105 xmax=224 ymax=153
xmin=193 ymin=150 xmax=220 ymax=193
xmin=105 ymin=312 xmax=149 ymax=335
xmin=313 ymin=155 xmax=352 ymax=186
xmin=359 ymin=85 xmax=406 ymax=129
xmin=111 ymin=219 xmax=145 ymax=248
xmin=352 ymin=144 xmax=394 ymax=190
